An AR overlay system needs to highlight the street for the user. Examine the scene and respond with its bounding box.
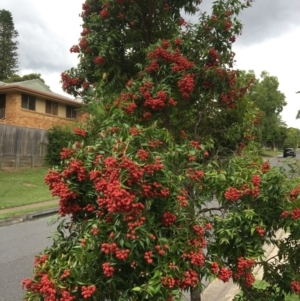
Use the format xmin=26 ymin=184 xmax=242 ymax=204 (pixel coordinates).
xmin=0 ymin=216 xmax=57 ymax=301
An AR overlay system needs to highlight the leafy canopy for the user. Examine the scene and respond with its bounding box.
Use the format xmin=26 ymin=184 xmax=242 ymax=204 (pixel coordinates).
xmin=23 ymin=1 xmax=300 ymax=301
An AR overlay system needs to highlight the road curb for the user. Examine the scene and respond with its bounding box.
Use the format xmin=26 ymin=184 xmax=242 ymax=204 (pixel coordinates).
xmin=0 ymin=207 xmax=58 ymax=227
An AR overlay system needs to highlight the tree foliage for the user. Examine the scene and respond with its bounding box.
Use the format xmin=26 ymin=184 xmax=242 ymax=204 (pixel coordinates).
xmin=0 ymin=9 xmax=19 ymax=81
xmin=284 ymin=127 xmax=300 ymax=150
xmin=23 ymin=1 xmax=300 ymax=301
xmin=247 ymin=71 xmax=287 ymax=147
xmin=3 ymin=73 xmax=48 ymax=85
xmin=45 ymin=125 xmax=76 ymax=167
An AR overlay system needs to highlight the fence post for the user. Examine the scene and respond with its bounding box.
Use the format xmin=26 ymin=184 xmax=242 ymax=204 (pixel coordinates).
xmin=15 ymin=155 xmax=19 ymax=169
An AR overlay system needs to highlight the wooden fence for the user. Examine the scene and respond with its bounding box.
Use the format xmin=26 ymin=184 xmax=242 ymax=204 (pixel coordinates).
xmin=0 ymin=124 xmax=48 ymax=169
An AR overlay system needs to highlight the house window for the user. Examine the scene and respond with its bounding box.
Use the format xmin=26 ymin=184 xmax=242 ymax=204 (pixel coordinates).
xmin=45 ymin=100 xmax=58 ymax=115
xmin=0 ymin=94 xmax=5 ymax=119
xmin=21 ymin=94 xmax=36 ymax=110
xmin=66 ymin=105 xmax=77 ymax=119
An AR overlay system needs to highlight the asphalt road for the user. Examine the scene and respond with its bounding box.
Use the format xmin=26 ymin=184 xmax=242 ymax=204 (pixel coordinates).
xmin=0 ymin=216 xmax=57 ymax=301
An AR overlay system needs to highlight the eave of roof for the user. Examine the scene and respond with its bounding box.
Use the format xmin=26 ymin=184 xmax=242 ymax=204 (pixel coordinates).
xmin=0 ymin=82 xmax=82 ymax=106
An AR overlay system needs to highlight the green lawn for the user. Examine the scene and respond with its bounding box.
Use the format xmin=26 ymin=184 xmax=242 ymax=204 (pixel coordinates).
xmin=0 ymin=167 xmax=54 ymax=209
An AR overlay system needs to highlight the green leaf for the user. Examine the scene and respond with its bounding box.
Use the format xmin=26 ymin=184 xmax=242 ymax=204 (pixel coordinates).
xmin=252 ymin=280 xmax=271 ymax=290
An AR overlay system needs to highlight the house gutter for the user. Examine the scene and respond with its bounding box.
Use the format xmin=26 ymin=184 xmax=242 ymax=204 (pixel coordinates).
xmin=0 ymin=84 xmax=82 ymax=106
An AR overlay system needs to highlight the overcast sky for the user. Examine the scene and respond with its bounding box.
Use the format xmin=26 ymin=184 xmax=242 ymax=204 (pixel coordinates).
xmin=2 ymin=0 xmax=300 ymax=128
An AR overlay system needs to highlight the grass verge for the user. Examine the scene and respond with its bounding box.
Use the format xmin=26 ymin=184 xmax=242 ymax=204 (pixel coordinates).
xmin=260 ymin=150 xmax=282 ymax=157
xmin=0 ymin=167 xmax=55 ymax=210
xmin=0 ymin=202 xmax=58 ymax=221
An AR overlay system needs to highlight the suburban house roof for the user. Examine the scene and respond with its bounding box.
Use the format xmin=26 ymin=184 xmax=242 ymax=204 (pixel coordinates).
xmin=0 ymin=79 xmax=82 ymax=106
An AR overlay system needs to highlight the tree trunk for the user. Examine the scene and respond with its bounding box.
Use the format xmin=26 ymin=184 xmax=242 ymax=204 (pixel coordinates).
xmin=190 ymin=288 xmax=201 ymax=301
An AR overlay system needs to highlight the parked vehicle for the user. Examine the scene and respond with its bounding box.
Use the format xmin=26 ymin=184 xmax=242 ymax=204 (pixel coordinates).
xmin=283 ymin=148 xmax=296 ymax=158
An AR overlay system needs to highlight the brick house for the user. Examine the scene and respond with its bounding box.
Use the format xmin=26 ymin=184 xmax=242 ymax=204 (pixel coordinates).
xmin=0 ymin=79 xmax=84 ymax=130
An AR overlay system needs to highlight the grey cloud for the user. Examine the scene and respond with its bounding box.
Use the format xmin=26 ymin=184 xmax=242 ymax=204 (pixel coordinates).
xmin=2 ymin=0 xmax=79 ymax=75
xmin=188 ymin=0 xmax=300 ymax=46
xmin=236 ymin=0 xmax=300 ymax=46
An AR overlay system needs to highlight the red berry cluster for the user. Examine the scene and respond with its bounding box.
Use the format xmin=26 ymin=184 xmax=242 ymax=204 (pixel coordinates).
xmin=291 ymin=208 xmax=300 ymax=219
xmin=162 ymin=276 xmax=176 ymax=288
xmin=217 ymin=267 xmax=232 ymax=283
xmin=177 ymin=194 xmax=188 ymax=207
xmin=162 ymin=211 xmax=177 ymax=226
xmin=60 ymin=290 xmax=76 ymax=301
xmin=262 ymin=161 xmax=270 ymax=173
xmin=291 ymin=280 xmax=300 ymax=295
xmin=61 ymin=72 xmax=82 ymax=94
xmin=144 ymin=251 xmax=153 ymax=264
xmin=187 ymin=169 xmax=205 ymax=182
xmin=60 ymin=269 xmax=71 ymax=279
xmin=63 ymin=159 xmax=87 ymax=182
xmin=242 ymin=183 xmax=260 ymax=198
xmin=74 ymin=127 xmax=87 ymax=137
xmin=290 ymin=187 xmax=300 ymax=202
xmin=224 ymin=187 xmax=242 ymax=202
xmin=255 ymin=226 xmax=265 ymax=237
xmin=145 ymin=60 xmax=160 ymax=73
xmin=102 ymin=262 xmax=114 ymax=277
xmin=45 ymin=171 xmax=78 ymax=216
xmin=100 ymin=8 xmax=109 ymax=19
xmin=22 ymin=274 xmax=57 ymax=300
xmin=234 ymin=257 xmax=255 ymax=286
xmin=101 ymin=242 xmax=117 ymax=254
xmin=192 ymin=225 xmax=205 ymax=236
xmin=178 ymin=269 xmax=199 ymax=289
xmin=146 ymin=90 xmax=169 ymax=110
xmin=81 ymin=285 xmax=96 ymax=299
xmin=251 ymin=175 xmax=261 ymax=187
xmin=148 ymin=139 xmax=163 ymax=148
xmin=34 ymin=254 xmax=49 ymax=268
xmin=190 ymin=140 xmax=201 ymax=149
xmin=94 ymin=56 xmax=105 ymax=65
xmin=129 ymin=127 xmax=143 ymax=136
xmin=115 ymin=248 xmax=131 ymax=260
xmin=210 ymin=262 xmax=219 ymax=274
xmin=90 ymin=225 xmax=99 ymax=236
xmin=124 ymin=102 xmax=137 ymax=114
xmin=189 ymin=251 xmax=205 ymax=267
xmin=177 ymin=73 xmax=195 ymax=99
xmin=244 ymin=272 xmax=255 ymax=287
xmin=126 ymin=214 xmax=146 ymax=239
xmin=207 ymin=48 xmax=219 ymax=66
xmin=154 ymin=244 xmax=169 ymax=256
xmin=281 ymin=210 xmax=289 ymax=218
xmin=70 ymin=45 xmax=80 ymax=53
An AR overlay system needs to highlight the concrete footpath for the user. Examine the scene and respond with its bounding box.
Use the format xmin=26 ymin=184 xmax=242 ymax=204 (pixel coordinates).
xmin=0 ymin=202 xmax=284 ymax=301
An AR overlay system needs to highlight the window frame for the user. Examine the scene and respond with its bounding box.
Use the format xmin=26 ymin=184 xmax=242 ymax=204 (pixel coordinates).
xmin=21 ymin=94 xmax=36 ymax=111
xmin=66 ymin=105 xmax=77 ymax=119
xmin=45 ymin=100 xmax=58 ymax=116
xmin=0 ymin=94 xmax=5 ymax=119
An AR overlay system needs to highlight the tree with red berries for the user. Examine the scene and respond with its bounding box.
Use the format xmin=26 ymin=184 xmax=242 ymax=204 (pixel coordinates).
xmin=23 ymin=1 xmax=300 ymax=301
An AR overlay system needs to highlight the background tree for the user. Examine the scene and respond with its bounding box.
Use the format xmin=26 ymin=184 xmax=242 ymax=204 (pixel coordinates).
xmin=272 ymin=123 xmax=288 ymax=151
xmin=247 ymin=71 xmax=286 ymax=148
xmin=3 ymin=73 xmax=46 ymax=84
xmin=284 ymin=127 xmax=300 ymax=150
xmin=0 ymin=9 xmax=19 ymax=81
